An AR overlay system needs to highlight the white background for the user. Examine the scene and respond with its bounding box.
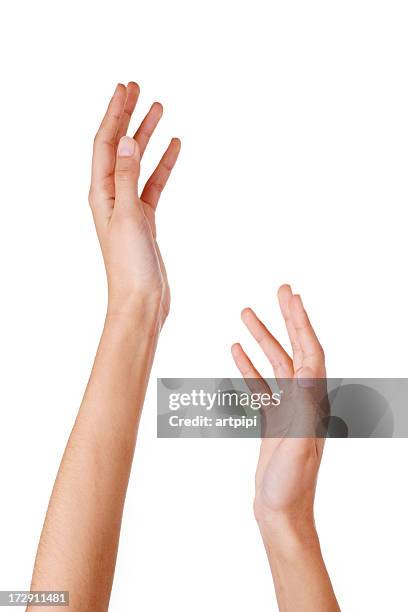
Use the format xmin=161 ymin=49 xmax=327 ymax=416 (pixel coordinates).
xmin=1 ymin=1 xmax=408 ymax=610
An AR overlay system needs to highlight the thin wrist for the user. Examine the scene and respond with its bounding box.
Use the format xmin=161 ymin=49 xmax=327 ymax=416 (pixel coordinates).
xmin=104 ymin=297 xmax=162 ymax=345
xmin=106 ymin=292 xmax=163 ymax=323
xmin=258 ymin=512 xmax=320 ymax=558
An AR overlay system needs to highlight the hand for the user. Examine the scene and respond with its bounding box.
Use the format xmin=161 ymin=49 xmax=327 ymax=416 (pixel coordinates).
xmin=232 ymin=284 xmax=326 ymax=527
xmin=89 ymin=82 xmax=181 ymax=325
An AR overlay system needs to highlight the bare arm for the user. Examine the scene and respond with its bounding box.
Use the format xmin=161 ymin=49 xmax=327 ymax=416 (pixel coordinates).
xmin=259 ymin=516 xmax=339 ymax=611
xmin=29 ymin=82 xmax=180 ymax=611
xmin=232 ymin=285 xmax=340 ymax=611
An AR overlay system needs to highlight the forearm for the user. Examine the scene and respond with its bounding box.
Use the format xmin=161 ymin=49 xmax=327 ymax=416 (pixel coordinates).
xmin=259 ymin=515 xmax=340 ymax=612
xmin=30 ymin=298 xmax=160 ymax=610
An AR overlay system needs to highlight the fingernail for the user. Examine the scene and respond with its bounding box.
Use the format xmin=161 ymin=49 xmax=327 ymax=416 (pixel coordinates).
xmin=118 ymin=136 xmax=136 ymax=157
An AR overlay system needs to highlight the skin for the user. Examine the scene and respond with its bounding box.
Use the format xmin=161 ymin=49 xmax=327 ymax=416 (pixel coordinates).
xmin=28 ymin=83 xmax=338 ymax=611
xmin=232 ymin=285 xmax=340 ymax=611
xmin=28 ymin=82 xmax=180 ymax=611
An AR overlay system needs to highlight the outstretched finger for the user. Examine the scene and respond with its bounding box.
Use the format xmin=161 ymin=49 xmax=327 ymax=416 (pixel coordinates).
xmin=133 ymin=102 xmax=163 ymax=157
xmin=116 ymin=82 xmax=140 ymax=142
xmin=232 ymin=343 xmax=289 ymax=438
xmin=241 ymin=308 xmax=294 ymax=379
xmin=141 ymin=138 xmax=181 ymax=209
xmin=91 ymin=83 xmax=126 ymax=192
xmin=91 ymin=83 xmax=127 ymax=189
xmin=277 ymin=284 xmax=303 ymax=369
xmin=231 ymin=343 xmax=271 ymax=396
xmin=289 ymin=295 xmax=325 ymax=376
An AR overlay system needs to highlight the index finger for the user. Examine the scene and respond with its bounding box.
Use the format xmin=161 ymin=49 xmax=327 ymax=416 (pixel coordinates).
xmin=91 ymin=83 xmax=127 ymax=188
xmin=241 ymin=307 xmax=294 ymax=378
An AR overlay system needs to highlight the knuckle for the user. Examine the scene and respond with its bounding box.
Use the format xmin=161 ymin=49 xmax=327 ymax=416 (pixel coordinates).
xmin=88 ymin=187 xmax=97 ymax=209
xmin=148 ymin=180 xmax=164 ymax=194
xmin=162 ymin=160 xmax=173 ymax=172
xmin=88 ymin=184 xmax=109 ymax=210
xmin=115 ymin=169 xmax=132 ymax=184
xmin=154 ymin=181 xmax=164 ymax=193
xmin=115 ymin=160 xmax=138 ymax=181
xmin=93 ymin=132 xmax=101 ymax=148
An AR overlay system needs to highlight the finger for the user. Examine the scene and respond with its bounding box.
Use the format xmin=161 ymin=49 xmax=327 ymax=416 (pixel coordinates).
xmin=141 ymin=138 xmax=181 ymax=209
xmin=91 ymin=83 xmax=127 ymax=188
xmin=241 ymin=308 xmax=294 ymax=378
xmin=231 ymin=343 xmax=272 ymax=395
xmin=277 ymin=284 xmax=303 ymax=367
xmin=116 ymin=82 xmax=140 ymax=142
xmin=133 ymin=102 xmax=163 ymax=157
xmin=289 ymin=295 xmax=325 ymax=375
xmin=114 ymin=136 xmax=141 ymax=211
xmin=232 ymin=344 xmax=289 ymax=439
xmin=232 ymin=342 xmax=263 ymax=379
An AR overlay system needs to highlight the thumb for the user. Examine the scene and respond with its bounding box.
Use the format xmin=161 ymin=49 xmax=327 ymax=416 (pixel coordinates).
xmin=115 ymin=136 xmax=140 ymax=209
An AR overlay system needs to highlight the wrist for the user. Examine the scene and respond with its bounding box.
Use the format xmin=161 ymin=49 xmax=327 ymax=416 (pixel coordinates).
xmin=257 ymin=512 xmax=320 ymax=559
xmin=105 ymin=294 xmax=163 ymax=343
xmin=107 ymin=290 xmax=163 ymax=323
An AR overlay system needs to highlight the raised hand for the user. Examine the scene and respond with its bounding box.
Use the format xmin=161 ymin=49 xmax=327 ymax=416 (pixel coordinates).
xmin=232 ymin=285 xmax=338 ymax=611
xmin=232 ymin=284 xmax=326 ymax=522
xmin=89 ymin=82 xmax=180 ymax=325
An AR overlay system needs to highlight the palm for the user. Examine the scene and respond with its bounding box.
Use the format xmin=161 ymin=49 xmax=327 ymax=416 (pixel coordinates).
xmin=255 ymin=438 xmax=321 ymax=517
